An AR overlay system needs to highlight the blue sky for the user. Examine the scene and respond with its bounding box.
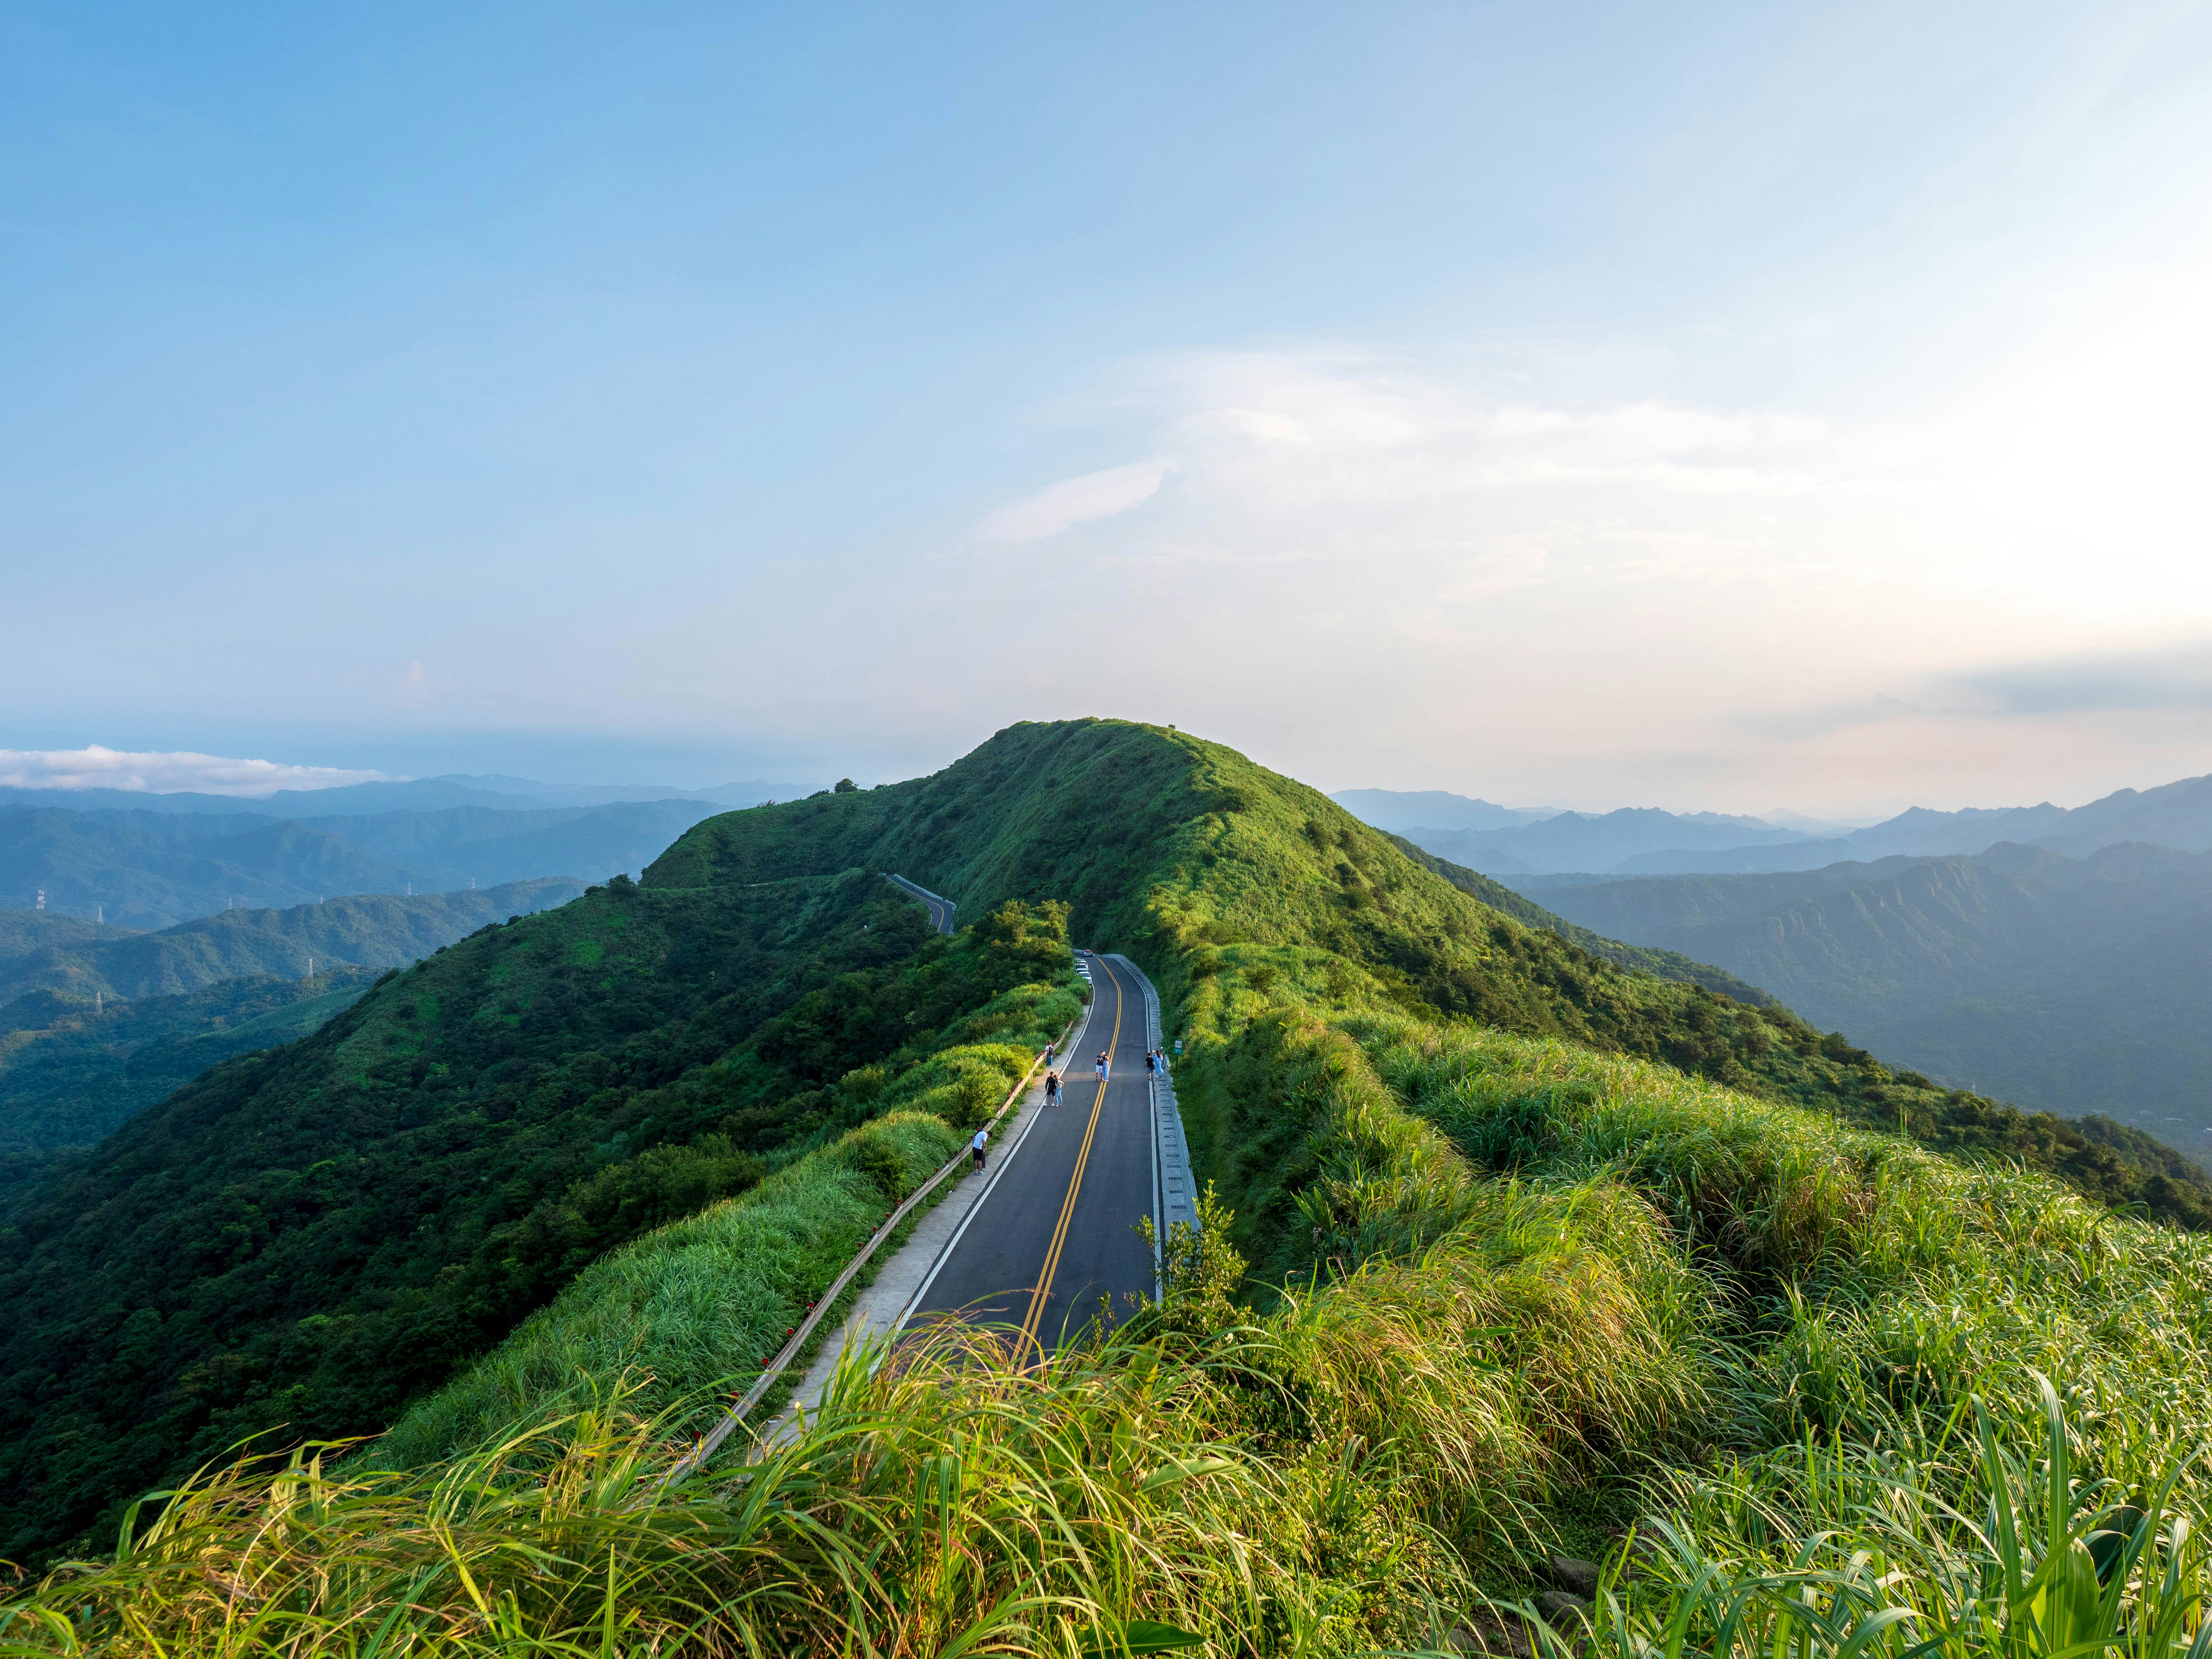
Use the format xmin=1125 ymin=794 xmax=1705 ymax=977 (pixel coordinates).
xmin=6 ymin=1 xmax=2211 ymax=810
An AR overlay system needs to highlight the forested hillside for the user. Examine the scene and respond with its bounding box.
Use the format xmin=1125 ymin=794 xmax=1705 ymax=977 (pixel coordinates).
xmin=1387 ymin=835 xmax=1777 ymax=1003
xmin=0 ymin=881 xmax=585 ymax=1178
xmin=0 ymin=969 xmax=378 ymax=1160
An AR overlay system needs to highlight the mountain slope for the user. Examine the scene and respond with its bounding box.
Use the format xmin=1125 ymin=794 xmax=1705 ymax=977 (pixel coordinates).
xmin=0 ymin=881 xmax=586 ymax=1162
xmin=4 ymin=719 xmax=2203 ymax=1566
xmin=0 ymin=970 xmax=381 ymax=1158
xmin=646 ymin=721 xmax=2212 ymax=1219
xmin=1525 ymin=842 xmax=2212 ymax=1150
xmin=1385 ymin=834 xmax=1777 ymax=1004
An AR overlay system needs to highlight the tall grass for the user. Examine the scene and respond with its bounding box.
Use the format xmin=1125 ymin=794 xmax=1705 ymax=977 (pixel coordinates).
xmin=375 ymin=1110 xmax=962 ymax=1466
xmin=1347 ymin=1013 xmax=2212 ymax=1480
xmin=1539 ymin=1377 xmax=2212 ymax=1659
xmin=0 ymin=1301 xmax=1489 ymax=1654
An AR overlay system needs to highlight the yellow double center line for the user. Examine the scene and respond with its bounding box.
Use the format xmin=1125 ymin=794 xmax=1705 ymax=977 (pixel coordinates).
xmin=1017 ymin=956 xmax=1123 ymax=1358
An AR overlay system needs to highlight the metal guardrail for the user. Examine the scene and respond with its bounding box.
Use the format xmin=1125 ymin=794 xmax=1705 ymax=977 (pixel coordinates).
xmin=666 ymin=1003 xmax=1082 ymax=1479
xmin=884 ymin=872 xmax=955 ymax=934
xmin=1118 ymin=956 xmax=1194 ymax=1296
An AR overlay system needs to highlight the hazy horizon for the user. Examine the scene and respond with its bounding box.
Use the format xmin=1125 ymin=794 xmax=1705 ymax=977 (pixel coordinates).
xmin=0 ymin=736 xmax=2192 ymax=826
xmin=8 ymin=3 xmax=2211 ymax=816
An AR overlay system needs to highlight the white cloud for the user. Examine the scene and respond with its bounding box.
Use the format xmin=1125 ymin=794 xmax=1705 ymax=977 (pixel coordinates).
xmin=1136 ymin=350 xmax=1853 ymax=511
xmin=0 ymin=746 xmax=390 ymax=796
xmin=978 ymin=458 xmax=1171 ymax=541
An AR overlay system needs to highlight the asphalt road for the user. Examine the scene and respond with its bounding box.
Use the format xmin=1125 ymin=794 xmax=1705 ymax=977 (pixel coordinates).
xmin=906 ymin=952 xmax=1158 ymax=1350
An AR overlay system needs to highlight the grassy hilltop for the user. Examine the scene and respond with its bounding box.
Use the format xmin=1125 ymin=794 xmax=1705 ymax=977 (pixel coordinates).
xmin=6 ymin=719 xmax=2212 ymax=1657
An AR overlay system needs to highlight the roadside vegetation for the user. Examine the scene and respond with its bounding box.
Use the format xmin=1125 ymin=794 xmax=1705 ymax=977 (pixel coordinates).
xmin=6 ymin=720 xmax=2209 ymax=1655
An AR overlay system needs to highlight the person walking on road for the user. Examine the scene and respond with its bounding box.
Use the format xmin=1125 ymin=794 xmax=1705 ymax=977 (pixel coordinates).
xmin=1095 ymin=1050 xmax=1109 ymax=1082
xmin=970 ymin=1127 xmax=989 ymax=1171
xmin=1144 ymin=1049 xmax=1157 ymax=1075
xmin=1045 ymin=1069 xmax=1060 ymax=1106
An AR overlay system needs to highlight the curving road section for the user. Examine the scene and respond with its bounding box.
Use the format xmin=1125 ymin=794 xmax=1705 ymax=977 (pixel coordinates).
xmin=902 ymin=952 xmax=1159 ymax=1350
xmin=885 ymin=872 xmax=956 ymax=934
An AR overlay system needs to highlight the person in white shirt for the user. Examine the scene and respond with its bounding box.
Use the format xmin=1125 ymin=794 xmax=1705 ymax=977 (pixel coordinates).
xmin=970 ymin=1127 xmax=989 ymax=1171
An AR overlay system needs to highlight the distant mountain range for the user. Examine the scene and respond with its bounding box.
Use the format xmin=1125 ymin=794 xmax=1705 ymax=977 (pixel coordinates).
xmin=0 ymin=774 xmax=778 ymax=818
xmin=0 ymin=878 xmax=585 ymax=1161
xmin=1337 ymin=773 xmax=2212 ymax=876
xmin=1328 ymin=790 xmax=1561 ymax=834
xmin=1623 ymin=774 xmax=2212 ymax=875
xmin=1516 ymin=841 xmax=2212 ymax=1154
xmin=1 ymin=799 xmax=717 ymax=928
xmin=1393 ymin=808 xmax=1809 ymax=875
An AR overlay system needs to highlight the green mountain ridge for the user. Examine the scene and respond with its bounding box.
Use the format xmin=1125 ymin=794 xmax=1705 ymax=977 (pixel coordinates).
xmin=2 ymin=719 xmax=2205 ymax=1570
xmin=8 ymin=719 xmax=2212 ymax=1653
